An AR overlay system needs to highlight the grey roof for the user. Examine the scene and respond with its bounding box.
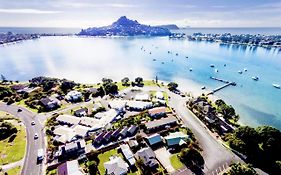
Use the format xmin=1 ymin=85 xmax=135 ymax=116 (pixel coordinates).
xmin=145 ymin=116 xmax=177 ymax=130
xmin=136 ymin=147 xmax=157 ymax=167
xmin=127 ymin=125 xmax=137 ymax=134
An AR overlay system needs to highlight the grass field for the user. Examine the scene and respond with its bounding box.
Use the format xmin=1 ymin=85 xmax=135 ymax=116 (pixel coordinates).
xmin=0 ymin=121 xmax=26 ymax=165
xmin=170 ymin=154 xmax=184 ymax=170
xmin=2 ymin=166 xmax=21 ymax=175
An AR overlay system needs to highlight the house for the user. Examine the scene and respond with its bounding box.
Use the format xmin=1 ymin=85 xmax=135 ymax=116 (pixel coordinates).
xmin=73 ymin=125 xmax=91 ymax=138
xmin=135 ymin=147 xmax=158 ymax=168
xmin=128 ymin=139 xmax=139 ymax=150
xmin=94 ymin=132 xmax=106 ymax=144
xmin=119 ymin=144 xmax=136 ymax=166
xmin=164 ymin=132 xmax=189 ymax=147
xmin=135 ymin=93 xmax=150 ymax=101
xmin=111 ymin=128 xmax=121 ymax=140
xmin=145 ymin=116 xmax=178 ymax=133
xmin=53 ymin=126 xmax=77 ymax=143
xmin=65 ymin=90 xmax=82 ymax=102
xmin=104 ymin=156 xmax=128 ymax=175
xmin=147 ymin=133 xmax=162 ymax=146
xmin=103 ymin=131 xmax=113 ymax=142
xmin=60 ymin=140 xmax=85 ymax=158
xmin=16 ymin=86 xmax=41 ymax=94
xmin=155 ymin=91 xmax=164 ymax=100
xmin=57 ymin=160 xmax=83 ymax=175
xmin=126 ymin=101 xmax=153 ymax=111
xmin=127 ymin=125 xmax=138 ymax=136
xmin=40 ymin=97 xmax=60 ymax=111
xmin=148 ymin=107 xmax=166 ymax=118
xmin=11 ymin=84 xmax=27 ymax=91
xmin=74 ymin=108 xmax=88 ymax=117
xmin=109 ymin=99 xmax=127 ymax=112
xmin=119 ymin=127 xmax=129 ymax=138
xmin=197 ymin=101 xmax=213 ymax=115
xmin=56 ymin=115 xmax=81 ymax=126
xmin=80 ymin=117 xmax=99 ymax=128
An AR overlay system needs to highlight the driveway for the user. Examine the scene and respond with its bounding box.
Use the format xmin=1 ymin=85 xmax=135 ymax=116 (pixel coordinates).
xmin=154 ymin=147 xmax=175 ymax=174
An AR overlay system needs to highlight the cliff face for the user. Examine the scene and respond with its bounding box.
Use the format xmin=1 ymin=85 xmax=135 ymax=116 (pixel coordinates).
xmin=78 ymin=16 xmax=171 ymax=36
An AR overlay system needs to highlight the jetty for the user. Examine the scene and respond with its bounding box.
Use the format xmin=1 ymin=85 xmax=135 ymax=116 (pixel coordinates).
xmin=207 ymin=77 xmax=236 ymax=95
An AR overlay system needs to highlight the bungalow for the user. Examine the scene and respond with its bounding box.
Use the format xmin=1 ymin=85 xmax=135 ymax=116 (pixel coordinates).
xmin=94 ymin=132 xmax=106 ymax=144
xmin=65 ymin=90 xmax=82 ymax=102
xmin=56 ymin=115 xmax=81 ymax=126
xmin=80 ymin=117 xmax=99 ymax=128
xmin=147 ymin=133 xmax=162 ymax=146
xmin=148 ymin=107 xmax=166 ymax=118
xmin=40 ymin=97 xmax=60 ymax=111
xmin=103 ymin=131 xmax=113 ymax=142
xmin=111 ymin=128 xmax=121 ymax=140
xmin=59 ymin=140 xmax=85 ymax=158
xmin=164 ymin=132 xmax=189 ymax=147
xmin=128 ymin=139 xmax=139 ymax=150
xmin=197 ymin=101 xmax=213 ymax=115
xmin=119 ymin=127 xmax=129 ymax=138
xmin=53 ymin=126 xmax=77 ymax=143
xmin=126 ymin=101 xmax=153 ymax=111
xmin=57 ymin=160 xmax=83 ymax=175
xmin=74 ymin=108 xmax=88 ymax=117
xmin=73 ymin=125 xmax=91 ymax=138
xmin=109 ymin=99 xmax=127 ymax=112
xmin=135 ymin=147 xmax=158 ymax=168
xmin=127 ymin=125 xmax=138 ymax=136
xmin=17 ymin=86 xmax=41 ymax=94
xmin=145 ymin=116 xmax=178 ymax=133
xmin=119 ymin=144 xmax=136 ymax=166
xmin=135 ymin=93 xmax=150 ymax=101
xmin=104 ymin=156 xmax=128 ymax=175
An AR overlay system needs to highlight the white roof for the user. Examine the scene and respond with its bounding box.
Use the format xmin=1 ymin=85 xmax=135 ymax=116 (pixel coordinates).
xmin=155 ymin=91 xmax=164 ymax=99
xmin=109 ymin=99 xmax=127 ymax=110
xmin=66 ymin=90 xmax=82 ymax=100
xmin=120 ymin=144 xmax=135 ymax=166
xmin=56 ymin=115 xmax=81 ymax=125
xmin=164 ymin=132 xmax=188 ymax=140
xmin=126 ymin=101 xmax=152 ymax=109
xmin=135 ymin=94 xmax=150 ymax=101
xmin=104 ymin=157 xmax=128 ymax=175
xmin=64 ymin=160 xmax=84 ymax=175
xmin=73 ymin=125 xmax=91 ymax=137
xmin=80 ymin=117 xmax=100 ymax=128
xmin=54 ymin=126 xmax=74 ymax=136
xmin=95 ymin=109 xmax=118 ymax=125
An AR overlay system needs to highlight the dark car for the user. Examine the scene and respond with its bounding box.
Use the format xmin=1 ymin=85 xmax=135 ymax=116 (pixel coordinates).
xmin=17 ymin=108 xmax=22 ymax=112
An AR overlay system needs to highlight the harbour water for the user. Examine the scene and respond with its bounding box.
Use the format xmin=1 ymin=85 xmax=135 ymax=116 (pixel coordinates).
xmin=0 ymin=36 xmax=281 ymax=129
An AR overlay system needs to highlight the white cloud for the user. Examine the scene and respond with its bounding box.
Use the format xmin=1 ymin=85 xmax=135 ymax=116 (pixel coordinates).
xmin=0 ymin=8 xmax=61 ymax=14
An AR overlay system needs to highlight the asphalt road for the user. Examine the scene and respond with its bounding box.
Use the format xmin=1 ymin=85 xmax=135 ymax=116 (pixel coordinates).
xmin=0 ymin=103 xmax=45 ymax=175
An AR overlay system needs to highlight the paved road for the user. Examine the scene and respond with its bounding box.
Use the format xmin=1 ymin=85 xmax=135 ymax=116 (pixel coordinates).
xmin=0 ymin=103 xmax=45 ymax=175
xmin=124 ymin=86 xmax=242 ymax=174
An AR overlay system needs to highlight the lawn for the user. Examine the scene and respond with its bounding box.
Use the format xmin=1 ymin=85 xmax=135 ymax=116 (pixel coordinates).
xmin=17 ymin=99 xmax=38 ymax=113
xmin=3 ymin=166 xmax=21 ymax=175
xmin=0 ymin=121 xmax=26 ymax=165
xmin=170 ymin=154 xmax=184 ymax=170
xmin=98 ymin=148 xmax=122 ymax=175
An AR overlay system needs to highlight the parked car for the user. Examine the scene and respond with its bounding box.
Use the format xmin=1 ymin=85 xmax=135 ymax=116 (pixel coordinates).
xmin=31 ymin=121 xmax=36 ymax=125
xmin=34 ymin=133 xmax=39 ymax=139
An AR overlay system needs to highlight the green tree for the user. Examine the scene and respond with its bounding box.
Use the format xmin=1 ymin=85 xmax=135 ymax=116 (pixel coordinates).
xmin=87 ymin=160 xmax=98 ymax=175
xmin=121 ymin=77 xmax=130 ymax=86
xmin=135 ymin=77 xmax=143 ymax=85
xmin=224 ymin=163 xmax=258 ymax=175
xmin=179 ymin=147 xmax=204 ymax=168
xmin=167 ymin=82 xmax=178 ymax=91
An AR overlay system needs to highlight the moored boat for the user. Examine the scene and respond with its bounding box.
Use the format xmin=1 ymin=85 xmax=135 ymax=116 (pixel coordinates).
xmin=252 ymin=76 xmax=259 ymax=81
xmin=272 ymin=84 xmax=280 ymax=89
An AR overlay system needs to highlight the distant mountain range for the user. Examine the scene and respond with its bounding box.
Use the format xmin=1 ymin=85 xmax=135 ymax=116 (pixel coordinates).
xmin=156 ymin=24 xmax=179 ymax=30
xmin=78 ymin=16 xmax=171 ymax=36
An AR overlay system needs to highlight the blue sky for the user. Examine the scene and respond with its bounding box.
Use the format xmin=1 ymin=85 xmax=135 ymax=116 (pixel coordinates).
xmin=0 ymin=0 xmax=280 ymax=28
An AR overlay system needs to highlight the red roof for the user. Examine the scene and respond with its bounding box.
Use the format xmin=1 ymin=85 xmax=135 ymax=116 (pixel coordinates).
xmin=148 ymin=107 xmax=166 ymax=116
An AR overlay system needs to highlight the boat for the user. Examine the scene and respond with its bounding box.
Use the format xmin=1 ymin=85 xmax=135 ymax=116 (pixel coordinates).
xmin=149 ymin=52 xmax=151 ymax=54
xmin=161 ymin=62 xmax=164 ymax=64
xmin=238 ymin=71 xmax=242 ymax=74
xmin=168 ymin=51 xmax=171 ymax=54
xmin=201 ymin=86 xmax=206 ymax=90
xmin=210 ymin=64 xmax=215 ymax=68
xmin=272 ymin=84 xmax=280 ymax=89
xmin=244 ymin=68 xmax=247 ymax=72
xmin=186 ymin=56 xmax=188 ymax=58
xmin=153 ymin=59 xmax=156 ymax=61
xmin=189 ymin=68 xmax=193 ymax=71
xmin=252 ymin=76 xmax=259 ymax=81
xmin=176 ymin=53 xmax=179 ymax=56
xmin=224 ymin=64 xmax=227 ymax=67
xmin=215 ymin=69 xmax=219 ymax=72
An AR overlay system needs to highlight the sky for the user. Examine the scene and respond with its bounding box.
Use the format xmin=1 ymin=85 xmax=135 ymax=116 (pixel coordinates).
xmin=0 ymin=0 xmax=280 ymax=28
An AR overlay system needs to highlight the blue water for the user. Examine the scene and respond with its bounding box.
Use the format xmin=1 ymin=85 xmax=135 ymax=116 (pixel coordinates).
xmin=0 ymin=36 xmax=281 ymax=129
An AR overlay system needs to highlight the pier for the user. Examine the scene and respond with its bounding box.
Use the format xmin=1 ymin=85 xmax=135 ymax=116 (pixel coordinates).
xmin=207 ymin=77 xmax=236 ymax=95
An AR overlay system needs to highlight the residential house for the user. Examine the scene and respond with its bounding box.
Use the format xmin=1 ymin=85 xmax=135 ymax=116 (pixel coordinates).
xmin=148 ymin=107 xmax=166 ymax=118
xmin=73 ymin=125 xmax=91 ymax=138
xmin=155 ymin=91 xmax=164 ymax=100
xmin=145 ymin=116 xmax=178 ymax=133
xmin=59 ymin=140 xmax=85 ymax=158
xmin=65 ymin=90 xmax=82 ymax=102
xmin=40 ymin=97 xmax=60 ymax=111
xmin=94 ymin=132 xmax=106 ymax=144
xmin=53 ymin=126 xmax=77 ymax=143
xmin=128 ymin=140 xmax=139 ymax=152
xmin=147 ymin=133 xmax=162 ymax=146
xmin=74 ymin=108 xmax=88 ymax=117
xmin=164 ymin=132 xmax=189 ymax=147
xmin=126 ymin=101 xmax=153 ymax=111
xmin=57 ymin=160 xmax=84 ymax=175
xmin=111 ymin=128 xmax=121 ymax=140
xmin=127 ymin=125 xmax=138 ymax=136
xmin=104 ymin=156 xmax=128 ymax=175
xmin=135 ymin=147 xmax=158 ymax=168
xmin=135 ymin=93 xmax=150 ymax=101
xmin=56 ymin=115 xmax=81 ymax=126
xmin=119 ymin=127 xmax=129 ymax=138
xmin=119 ymin=144 xmax=136 ymax=166
xmin=103 ymin=131 xmax=113 ymax=143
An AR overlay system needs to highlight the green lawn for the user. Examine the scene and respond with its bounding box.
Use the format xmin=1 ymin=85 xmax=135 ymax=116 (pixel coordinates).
xmin=170 ymin=154 xmax=184 ymax=170
xmin=98 ymin=149 xmax=122 ymax=175
xmin=3 ymin=166 xmax=21 ymax=175
xmin=17 ymin=99 xmax=38 ymax=113
xmin=0 ymin=122 xmax=26 ymax=165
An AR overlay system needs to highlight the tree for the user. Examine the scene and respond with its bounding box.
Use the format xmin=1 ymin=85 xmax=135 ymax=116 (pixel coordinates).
xmin=167 ymin=82 xmax=178 ymax=91
xmin=102 ymin=78 xmax=113 ymax=85
xmin=60 ymin=79 xmax=77 ymax=93
xmin=121 ymin=77 xmax=130 ymax=86
xmin=179 ymin=147 xmax=204 ymax=168
xmin=215 ymin=99 xmax=226 ymax=107
xmin=87 ymin=160 xmax=98 ymax=175
xmin=135 ymin=77 xmax=143 ymax=85
xmin=224 ymin=163 xmax=258 ymax=175
xmin=0 ymin=122 xmax=18 ymax=140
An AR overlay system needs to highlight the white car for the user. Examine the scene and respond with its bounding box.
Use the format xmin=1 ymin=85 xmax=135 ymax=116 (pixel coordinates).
xmin=34 ymin=133 xmax=39 ymax=139
xmin=31 ymin=121 xmax=35 ymax=125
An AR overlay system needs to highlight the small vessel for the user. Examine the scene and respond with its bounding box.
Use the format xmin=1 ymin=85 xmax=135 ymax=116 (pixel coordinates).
xmin=149 ymin=52 xmax=151 ymax=54
xmin=176 ymin=53 xmax=179 ymax=56
xmin=244 ymin=68 xmax=248 ymax=72
xmin=161 ymin=62 xmax=164 ymax=64
xmin=189 ymin=68 xmax=193 ymax=71
xmin=215 ymin=69 xmax=219 ymax=73
xmin=252 ymin=76 xmax=259 ymax=81
xmin=153 ymin=59 xmax=156 ymax=61
xmin=168 ymin=51 xmax=171 ymax=54
xmin=224 ymin=64 xmax=227 ymax=67
xmin=272 ymin=84 xmax=280 ymax=89
xmin=201 ymin=86 xmax=206 ymax=90
xmin=238 ymin=71 xmax=242 ymax=74
xmin=186 ymin=56 xmax=188 ymax=58
xmin=210 ymin=64 xmax=215 ymax=68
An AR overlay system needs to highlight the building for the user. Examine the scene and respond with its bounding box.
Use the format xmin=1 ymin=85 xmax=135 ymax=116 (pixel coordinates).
xmin=147 ymin=133 xmax=162 ymax=146
xmin=135 ymin=147 xmax=158 ymax=168
xmin=134 ymin=93 xmax=150 ymax=101
xmin=103 ymin=131 xmax=113 ymax=142
xmin=111 ymin=128 xmax=121 ymax=140
xmin=145 ymin=116 xmax=178 ymax=133
xmin=155 ymin=91 xmax=164 ymax=100
xmin=73 ymin=125 xmax=91 ymax=138
xmin=104 ymin=156 xmax=128 ymax=175
xmin=74 ymin=108 xmax=88 ymax=117
xmin=94 ymin=132 xmax=106 ymax=144
xmin=109 ymin=99 xmax=127 ymax=112
xmin=39 ymin=97 xmax=60 ymax=111
xmin=65 ymin=90 xmax=82 ymax=102
xmin=56 ymin=114 xmax=81 ymax=126
xmin=59 ymin=140 xmax=85 ymax=158
xmin=126 ymin=101 xmax=153 ymax=111
xmin=148 ymin=107 xmax=166 ymax=118
xmin=127 ymin=125 xmax=138 ymax=136
xmin=57 ymin=160 xmax=84 ymax=175
xmin=119 ymin=127 xmax=129 ymax=138
xmin=164 ymin=132 xmax=189 ymax=147
xmin=53 ymin=126 xmax=77 ymax=143
xmin=119 ymin=144 xmax=136 ymax=166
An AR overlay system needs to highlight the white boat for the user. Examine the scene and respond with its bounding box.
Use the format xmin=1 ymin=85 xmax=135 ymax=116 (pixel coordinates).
xmin=244 ymin=68 xmax=248 ymax=72
xmin=210 ymin=64 xmax=215 ymax=68
xmin=215 ymin=69 xmax=219 ymax=72
xmin=201 ymin=86 xmax=206 ymax=90
xmin=273 ymin=84 xmax=280 ymax=89
xmin=238 ymin=71 xmax=242 ymax=74
xmin=252 ymin=76 xmax=259 ymax=81
xmin=189 ymin=68 xmax=193 ymax=71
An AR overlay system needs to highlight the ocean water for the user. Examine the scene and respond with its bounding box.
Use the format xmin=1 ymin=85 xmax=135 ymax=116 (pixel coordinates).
xmin=0 ymin=36 xmax=281 ymax=129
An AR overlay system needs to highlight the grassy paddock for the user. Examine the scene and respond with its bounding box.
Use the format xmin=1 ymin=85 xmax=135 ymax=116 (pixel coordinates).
xmin=170 ymin=154 xmax=184 ymax=170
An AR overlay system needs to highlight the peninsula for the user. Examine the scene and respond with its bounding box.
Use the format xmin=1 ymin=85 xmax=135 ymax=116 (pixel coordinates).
xmin=78 ymin=16 xmax=171 ymax=36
